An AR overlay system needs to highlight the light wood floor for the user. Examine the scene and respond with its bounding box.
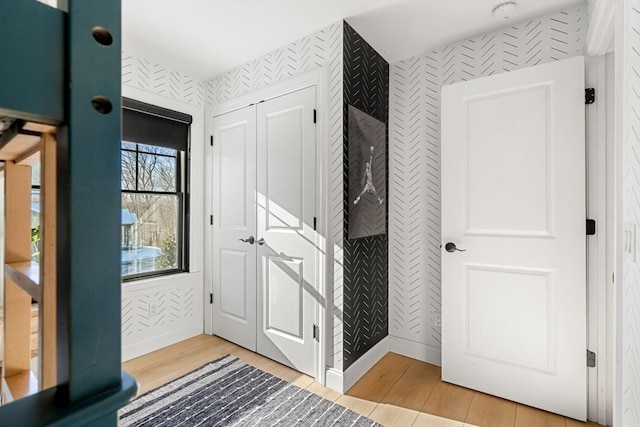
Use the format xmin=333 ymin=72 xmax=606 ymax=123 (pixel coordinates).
xmin=123 ymin=335 xmax=602 ymax=427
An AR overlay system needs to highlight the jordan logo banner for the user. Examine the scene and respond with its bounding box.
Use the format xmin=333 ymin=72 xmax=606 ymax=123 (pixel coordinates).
xmin=348 ymin=105 xmax=386 ymax=239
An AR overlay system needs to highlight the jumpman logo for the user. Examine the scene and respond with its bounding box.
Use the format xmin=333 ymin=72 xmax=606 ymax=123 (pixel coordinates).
xmin=354 ymin=145 xmax=384 ymax=206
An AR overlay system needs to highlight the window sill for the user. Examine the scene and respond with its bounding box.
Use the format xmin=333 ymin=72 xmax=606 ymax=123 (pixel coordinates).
xmin=121 ymin=269 xmax=196 ymax=287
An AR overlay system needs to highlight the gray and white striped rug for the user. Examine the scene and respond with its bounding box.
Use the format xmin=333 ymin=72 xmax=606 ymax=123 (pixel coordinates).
xmin=119 ymin=354 xmax=380 ymax=426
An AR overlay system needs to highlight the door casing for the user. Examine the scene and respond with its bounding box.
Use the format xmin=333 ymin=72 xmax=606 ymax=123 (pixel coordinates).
xmin=585 ymin=54 xmax=615 ymax=426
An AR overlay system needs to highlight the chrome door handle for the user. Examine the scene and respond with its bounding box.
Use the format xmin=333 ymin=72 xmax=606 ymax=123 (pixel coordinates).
xmin=239 ymin=236 xmax=255 ymax=244
xmin=445 ymin=242 xmax=466 ymax=253
xmin=257 ymin=238 xmax=265 ymax=246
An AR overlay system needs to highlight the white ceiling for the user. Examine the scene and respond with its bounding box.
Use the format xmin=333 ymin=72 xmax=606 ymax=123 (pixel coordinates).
xmin=122 ymin=0 xmax=584 ymax=82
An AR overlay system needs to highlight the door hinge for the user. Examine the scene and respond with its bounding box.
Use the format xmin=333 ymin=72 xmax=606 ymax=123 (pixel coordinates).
xmin=210 ymin=135 xmax=214 ymax=146
xmin=587 ymin=350 xmax=596 ymax=368
xmin=313 ymin=324 xmax=319 ymax=341
xmin=586 ymin=219 xmax=596 ymax=236
xmin=210 ymin=215 xmax=213 ymax=225
xmin=209 ymin=293 xmax=214 ymax=304
xmin=313 ymin=109 xmax=317 ymax=124
xmin=585 ymin=88 xmax=595 ymax=105
xmin=313 ymin=217 xmax=317 ymax=231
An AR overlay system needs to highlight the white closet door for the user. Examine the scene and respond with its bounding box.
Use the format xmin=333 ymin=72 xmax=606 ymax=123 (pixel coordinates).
xmin=211 ymin=105 xmax=257 ymax=351
xmin=256 ymin=86 xmax=317 ymax=377
xmin=441 ymin=56 xmax=586 ymax=420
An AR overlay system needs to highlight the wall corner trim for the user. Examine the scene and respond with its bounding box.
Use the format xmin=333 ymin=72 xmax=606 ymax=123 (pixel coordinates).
xmin=389 ymin=335 xmax=442 ymax=366
xmin=325 ymin=368 xmax=345 ymax=394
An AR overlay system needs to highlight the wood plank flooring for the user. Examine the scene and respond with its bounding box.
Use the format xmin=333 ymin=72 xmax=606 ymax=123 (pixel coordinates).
xmin=123 ymin=335 xmax=602 ymax=427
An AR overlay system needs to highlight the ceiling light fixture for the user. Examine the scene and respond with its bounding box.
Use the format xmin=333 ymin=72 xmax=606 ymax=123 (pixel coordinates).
xmin=492 ymin=1 xmax=517 ymax=20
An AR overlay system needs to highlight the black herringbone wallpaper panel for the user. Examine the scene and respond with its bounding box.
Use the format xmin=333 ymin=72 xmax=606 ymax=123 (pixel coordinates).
xmin=343 ymin=21 xmax=389 ymax=370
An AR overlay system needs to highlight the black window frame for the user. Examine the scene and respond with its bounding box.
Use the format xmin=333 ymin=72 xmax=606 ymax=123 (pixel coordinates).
xmin=121 ymin=98 xmax=191 ymax=281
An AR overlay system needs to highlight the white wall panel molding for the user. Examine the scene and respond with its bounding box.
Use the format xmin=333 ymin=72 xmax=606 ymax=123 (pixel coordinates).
xmin=206 ymin=22 xmax=345 ymax=371
xmin=388 ymin=5 xmax=586 ymax=352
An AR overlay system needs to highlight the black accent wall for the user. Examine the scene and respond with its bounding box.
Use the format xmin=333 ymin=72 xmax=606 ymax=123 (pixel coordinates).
xmin=342 ymin=21 xmax=389 ymax=370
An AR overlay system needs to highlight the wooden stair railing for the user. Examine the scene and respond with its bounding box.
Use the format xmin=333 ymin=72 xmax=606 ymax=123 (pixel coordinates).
xmin=0 ymin=2 xmax=137 ymax=425
xmin=1 ymin=126 xmax=57 ymax=402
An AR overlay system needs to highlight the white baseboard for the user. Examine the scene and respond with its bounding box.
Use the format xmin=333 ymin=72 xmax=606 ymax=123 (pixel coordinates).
xmin=324 ymin=336 xmax=441 ymax=394
xmin=324 ymin=336 xmax=391 ymax=394
xmin=388 ymin=335 xmax=442 ymax=366
xmin=343 ymin=336 xmax=391 ymax=392
xmin=325 ymin=368 xmax=345 ymax=393
xmin=122 ymin=322 xmax=203 ymax=361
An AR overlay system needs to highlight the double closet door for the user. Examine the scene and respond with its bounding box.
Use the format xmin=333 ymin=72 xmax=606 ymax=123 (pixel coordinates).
xmin=211 ymin=86 xmax=318 ymax=377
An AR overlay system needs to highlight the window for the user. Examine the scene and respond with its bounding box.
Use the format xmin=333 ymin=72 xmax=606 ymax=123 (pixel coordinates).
xmin=121 ymin=98 xmax=192 ymax=279
xmin=31 ymin=161 xmax=41 ymax=262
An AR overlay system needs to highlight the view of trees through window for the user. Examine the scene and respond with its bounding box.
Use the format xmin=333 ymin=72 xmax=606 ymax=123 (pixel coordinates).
xmin=121 ymin=142 xmax=183 ymax=277
xmin=31 ymin=162 xmax=41 ymax=262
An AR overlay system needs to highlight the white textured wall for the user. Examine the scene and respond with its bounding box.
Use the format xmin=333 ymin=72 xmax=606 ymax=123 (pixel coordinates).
xmin=621 ymin=1 xmax=640 ymax=424
xmin=388 ymin=6 xmax=586 ymax=354
xmin=206 ymin=23 xmax=345 ymax=370
xmin=121 ymin=52 xmax=205 ymax=361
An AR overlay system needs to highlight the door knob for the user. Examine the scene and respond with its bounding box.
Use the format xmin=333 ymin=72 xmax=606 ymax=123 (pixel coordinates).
xmin=445 ymin=242 xmax=466 ymax=253
xmin=257 ymin=238 xmax=265 ymax=246
xmin=239 ymin=236 xmax=255 ymax=244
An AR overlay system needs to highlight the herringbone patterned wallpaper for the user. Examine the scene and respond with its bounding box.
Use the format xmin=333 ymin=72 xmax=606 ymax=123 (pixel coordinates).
xmin=122 ymin=52 xmax=205 ymax=107
xmin=388 ymin=6 xmax=586 ymax=349
xmin=120 ymin=53 xmax=205 ymax=357
xmin=122 ymin=286 xmax=197 ymax=338
xmin=343 ymin=22 xmax=389 ymax=370
xmin=622 ymin=1 xmax=640 ymax=424
xmin=206 ymin=23 xmax=346 ymax=370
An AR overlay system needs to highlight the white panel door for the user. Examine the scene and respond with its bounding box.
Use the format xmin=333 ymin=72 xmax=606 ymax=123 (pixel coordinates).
xmin=211 ymin=105 xmax=257 ymax=351
xmin=256 ymin=86 xmax=317 ymax=377
xmin=441 ymin=56 xmax=586 ymax=420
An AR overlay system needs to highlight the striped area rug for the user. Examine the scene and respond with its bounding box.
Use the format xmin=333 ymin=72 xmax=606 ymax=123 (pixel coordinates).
xmin=119 ymin=354 xmax=380 ymax=426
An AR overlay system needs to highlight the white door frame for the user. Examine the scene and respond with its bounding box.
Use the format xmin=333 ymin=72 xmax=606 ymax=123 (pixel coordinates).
xmin=204 ymin=68 xmax=329 ymax=385
xmin=585 ymin=54 xmax=615 ymax=426
xmin=585 ymin=1 xmax=616 ymax=424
